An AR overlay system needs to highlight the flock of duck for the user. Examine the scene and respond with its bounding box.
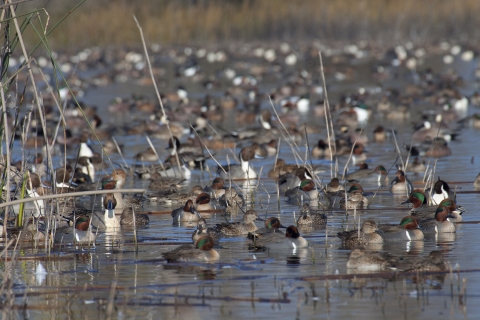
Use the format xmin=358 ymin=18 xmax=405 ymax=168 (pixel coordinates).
xmin=2 ymin=40 xmax=480 ymax=276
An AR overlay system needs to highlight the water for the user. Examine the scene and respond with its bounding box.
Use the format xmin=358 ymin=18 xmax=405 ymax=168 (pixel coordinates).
xmin=2 ymin=51 xmax=480 ymax=319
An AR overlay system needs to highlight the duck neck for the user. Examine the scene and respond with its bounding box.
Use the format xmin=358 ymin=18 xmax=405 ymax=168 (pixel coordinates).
xmin=104 ymin=208 xmax=120 ymax=228
xmin=241 ymin=158 xmax=256 ymax=178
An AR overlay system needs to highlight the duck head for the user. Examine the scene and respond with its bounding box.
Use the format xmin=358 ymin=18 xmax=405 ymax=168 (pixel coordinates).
xmin=400 ymin=216 xmax=419 ymax=230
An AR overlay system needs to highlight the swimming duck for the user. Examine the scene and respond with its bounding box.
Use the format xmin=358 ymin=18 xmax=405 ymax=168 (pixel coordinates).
xmin=339 ymin=184 xmax=369 ymax=210
xmin=345 ymin=165 xmax=387 ymax=184
xmin=107 ymin=169 xmax=144 ymax=212
xmin=410 ymin=198 xmax=463 ymax=221
xmin=247 ymin=217 xmax=286 ymax=240
xmin=278 ymin=167 xmax=313 ymax=192
xmin=378 ymin=216 xmax=424 ymax=241
xmin=296 ymin=203 xmax=327 ymax=226
xmin=351 ymin=143 xmax=367 ymax=165
xmin=194 ymin=193 xmax=214 ymax=211
xmin=249 ymin=225 xmax=308 ymax=249
xmin=430 ymin=178 xmax=451 ymax=205
xmin=153 ymin=185 xmax=203 ymax=205
xmin=373 ymin=125 xmax=387 ymax=143
xmin=337 ymin=220 xmax=384 ymax=248
xmin=417 ymin=205 xmax=456 ymax=234
xmin=284 ymin=179 xmax=319 ymax=205
xmin=205 ymin=177 xmax=226 ymax=199
xmin=325 ymin=177 xmax=344 ymax=193
xmin=148 ymin=172 xmax=185 ymax=192
xmin=311 ymin=139 xmax=327 ymax=158
xmin=171 ymin=199 xmax=202 ymax=224
xmin=192 ymin=218 xmax=221 ymax=243
xmin=218 ymin=187 xmax=245 ymax=210
xmin=162 ymin=236 xmax=220 ymax=262
xmin=390 ymin=170 xmax=413 ymax=194
xmin=55 ymin=216 xmax=96 ymax=245
xmin=212 ymin=210 xmax=261 ymax=236
xmin=79 ymin=133 xmax=94 ymax=158
xmin=135 ymin=147 xmax=159 ymax=162
xmin=103 ymin=191 xmax=120 ymax=228
xmin=159 ymin=155 xmax=192 ymax=179
xmin=474 ymin=173 xmax=480 ymax=188
xmin=167 ymin=136 xmax=208 ymax=169
xmin=218 ymin=146 xmax=260 ymax=180
xmin=346 ymin=247 xmax=392 ymax=271
xmin=405 ymin=157 xmax=426 ymax=174
xmin=120 ymin=207 xmax=150 ymax=227
xmin=402 ymin=251 xmax=446 ymax=272
xmin=77 ymin=156 xmax=95 ymax=183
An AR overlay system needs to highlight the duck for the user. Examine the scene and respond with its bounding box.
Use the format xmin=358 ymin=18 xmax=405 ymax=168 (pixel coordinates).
xmin=158 ymin=155 xmax=192 ymax=179
xmin=171 ymin=199 xmax=202 ymax=224
xmin=373 ymin=125 xmax=387 ymax=143
xmin=194 ymin=193 xmax=214 ymax=211
xmin=106 ymin=169 xmax=144 ymax=212
xmin=278 ymin=167 xmax=313 ymax=192
xmin=212 ymin=210 xmax=261 ymax=236
xmin=402 ymin=251 xmax=446 ymax=272
xmin=103 ymin=191 xmax=120 ymax=229
xmin=474 ymin=173 xmax=480 ymax=188
xmin=166 ymin=136 xmax=208 ymax=169
xmin=120 ymin=207 xmax=150 ymax=227
xmin=248 ymin=225 xmax=308 ymax=249
xmin=247 ymin=217 xmax=286 ymax=240
xmin=218 ymin=146 xmax=260 ymax=180
xmin=311 ymin=139 xmax=327 ymax=158
xmin=261 ymin=139 xmax=278 ymax=157
xmin=55 ymin=216 xmax=96 ymax=245
xmin=79 ymin=133 xmax=94 ymax=158
xmin=407 ymin=189 xmax=429 ymax=212
xmin=10 ymin=172 xmax=46 ymax=218
xmin=3 ymin=220 xmax=48 ymax=242
xmin=325 ymin=177 xmax=344 ymax=193
xmin=345 ymin=165 xmax=387 ymax=184
xmin=337 ymin=220 xmax=384 ymax=248
xmin=346 ymin=248 xmax=392 ymax=271
xmin=351 ymin=143 xmax=367 ymax=165
xmin=296 ymin=203 xmax=327 ymax=226
xmin=162 ymin=236 xmax=220 ymax=262
xmin=405 ymin=157 xmax=426 ymax=174
xmin=161 ymin=185 xmax=204 ymax=205
xmin=417 ymin=205 xmax=456 ymax=234
xmin=412 ymin=121 xmax=452 ymax=144
xmin=55 ymin=167 xmax=76 ymax=190
xmin=148 ymin=172 xmax=185 ymax=192
xmin=410 ymin=198 xmax=463 ymax=220
xmin=430 ymin=178 xmax=451 ymax=205
xmin=424 ymin=137 xmax=452 ymax=158
xmin=192 ymin=218 xmax=221 ymax=243
xmin=284 ymin=179 xmax=319 ymax=205
xmin=218 ymin=187 xmax=245 ymax=211
xmin=135 ymin=147 xmax=159 ymax=162
xmin=205 ymin=177 xmax=226 ymax=199
xmin=77 ymin=156 xmax=95 ymax=183
xmin=378 ymin=216 xmax=424 ymax=241
xmin=339 ymin=184 xmax=369 ymax=210
xmin=390 ymin=170 xmax=413 ymax=194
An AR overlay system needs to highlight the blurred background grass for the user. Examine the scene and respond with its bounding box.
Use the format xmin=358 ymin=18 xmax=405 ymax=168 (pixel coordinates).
xmin=18 ymin=0 xmax=480 ymax=49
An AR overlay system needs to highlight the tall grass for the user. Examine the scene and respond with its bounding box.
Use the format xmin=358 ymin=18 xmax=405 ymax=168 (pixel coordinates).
xmin=18 ymin=0 xmax=480 ymax=49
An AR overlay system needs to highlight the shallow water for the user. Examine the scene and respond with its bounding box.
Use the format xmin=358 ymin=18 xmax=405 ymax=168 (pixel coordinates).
xmin=2 ymin=52 xmax=480 ymax=319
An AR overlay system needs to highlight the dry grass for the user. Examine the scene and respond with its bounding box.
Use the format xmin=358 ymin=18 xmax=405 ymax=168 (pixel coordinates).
xmin=17 ymin=0 xmax=480 ymax=49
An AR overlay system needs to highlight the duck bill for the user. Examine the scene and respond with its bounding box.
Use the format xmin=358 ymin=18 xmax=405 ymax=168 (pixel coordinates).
xmin=190 ymin=207 xmax=202 ymax=219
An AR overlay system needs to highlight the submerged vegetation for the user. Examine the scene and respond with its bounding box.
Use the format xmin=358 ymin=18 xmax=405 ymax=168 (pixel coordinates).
xmin=18 ymin=0 xmax=480 ymax=49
